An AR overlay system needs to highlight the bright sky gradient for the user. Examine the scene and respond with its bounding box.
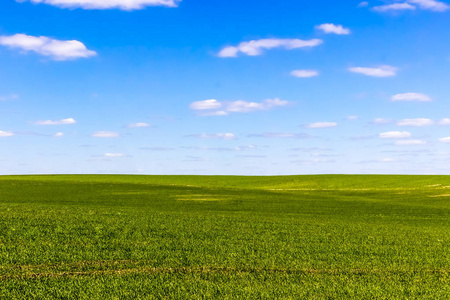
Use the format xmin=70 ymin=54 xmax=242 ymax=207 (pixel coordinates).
xmin=1 ymin=0 xmax=450 ymax=175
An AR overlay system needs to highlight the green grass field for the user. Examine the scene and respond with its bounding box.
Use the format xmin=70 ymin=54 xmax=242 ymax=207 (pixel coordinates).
xmin=1 ymin=175 xmax=449 ymax=299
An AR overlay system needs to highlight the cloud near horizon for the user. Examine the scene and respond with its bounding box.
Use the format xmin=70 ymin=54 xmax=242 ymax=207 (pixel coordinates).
xmin=188 ymin=133 xmax=236 ymax=140
xmin=19 ymin=0 xmax=180 ymax=10
xmin=290 ymin=70 xmax=319 ymax=78
xmin=91 ymin=131 xmax=120 ymax=138
xmin=379 ymin=131 xmax=412 ymax=139
xmin=0 ymin=34 xmax=96 ymax=60
xmin=218 ymin=38 xmax=323 ymax=57
xmin=306 ymin=122 xmax=338 ymax=128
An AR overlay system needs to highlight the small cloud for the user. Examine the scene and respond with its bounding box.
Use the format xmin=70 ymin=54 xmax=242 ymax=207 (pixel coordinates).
xmin=379 ymin=131 xmax=412 ymax=139
xmin=439 ymin=137 xmax=450 ymax=143
xmin=372 ymin=118 xmax=392 ymax=125
xmin=315 ymin=23 xmax=351 ymax=35
xmin=189 ymin=99 xmax=222 ymax=110
xmin=91 ymin=131 xmax=120 ymax=138
xmin=140 ymin=146 xmax=175 ymax=151
xmin=349 ymin=65 xmax=397 ymax=77
xmin=373 ymin=2 xmax=416 ymax=11
xmin=395 ymin=139 xmax=427 ymax=145
xmin=346 ymin=115 xmax=359 ymax=120
xmin=0 ymin=131 xmax=14 ymax=137
xmin=188 ymin=133 xmax=236 ymax=140
xmin=391 ymin=93 xmax=432 ymax=102
xmin=439 ymin=118 xmax=450 ymax=125
xmin=248 ymin=132 xmax=310 ymax=139
xmin=20 ymin=0 xmax=181 ymax=10
xmin=290 ymin=70 xmax=319 ymax=78
xmin=306 ymin=122 xmax=338 ymax=128
xmin=190 ymin=98 xmax=290 ymax=116
xmin=127 ymin=122 xmax=151 ymax=128
xmin=0 ymin=34 xmax=96 ymax=61
xmin=409 ymin=0 xmax=449 ymax=12
xmin=218 ymin=38 xmax=323 ymax=57
xmin=54 ymin=132 xmax=64 ymax=137
xmin=358 ymin=1 xmax=369 ymax=7
xmin=104 ymin=153 xmax=126 ymax=158
xmin=35 ymin=118 xmax=76 ymax=125
xmin=397 ymin=118 xmax=434 ymax=126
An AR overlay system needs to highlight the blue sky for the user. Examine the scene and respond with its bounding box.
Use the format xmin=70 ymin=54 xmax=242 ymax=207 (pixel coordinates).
xmin=1 ymin=0 xmax=450 ymax=175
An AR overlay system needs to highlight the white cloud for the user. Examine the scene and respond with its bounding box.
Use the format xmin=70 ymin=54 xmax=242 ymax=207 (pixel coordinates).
xmin=306 ymin=122 xmax=338 ymax=128
xmin=190 ymin=98 xmax=289 ymax=115
xmin=20 ymin=0 xmax=180 ymax=10
xmin=397 ymin=118 xmax=434 ymax=126
xmin=347 ymin=115 xmax=359 ymax=120
xmin=0 ymin=131 xmax=14 ymax=137
xmin=379 ymin=131 xmax=412 ymax=139
xmin=372 ymin=118 xmax=392 ymax=125
xmin=54 ymin=132 xmax=64 ymax=137
xmin=189 ymin=99 xmax=222 ymax=110
xmin=395 ymin=139 xmax=427 ymax=145
xmin=349 ymin=65 xmax=397 ymax=77
xmin=439 ymin=118 xmax=450 ymax=125
xmin=218 ymin=38 xmax=323 ymax=57
xmin=91 ymin=131 xmax=120 ymax=138
xmin=408 ymin=0 xmax=449 ymax=11
xmin=439 ymin=137 xmax=450 ymax=143
xmin=248 ymin=132 xmax=310 ymax=139
xmin=373 ymin=3 xmax=416 ymax=11
xmin=127 ymin=122 xmax=150 ymax=128
xmin=104 ymin=153 xmax=126 ymax=157
xmin=391 ymin=93 xmax=432 ymax=102
xmin=290 ymin=70 xmax=319 ymax=78
xmin=0 ymin=34 xmax=96 ymax=60
xmin=358 ymin=1 xmax=369 ymax=7
xmin=189 ymin=133 xmax=236 ymax=140
xmin=315 ymin=24 xmax=351 ymax=35
xmin=35 ymin=118 xmax=76 ymax=125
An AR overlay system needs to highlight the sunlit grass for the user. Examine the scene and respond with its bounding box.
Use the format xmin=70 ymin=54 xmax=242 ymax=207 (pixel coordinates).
xmin=0 ymin=175 xmax=449 ymax=298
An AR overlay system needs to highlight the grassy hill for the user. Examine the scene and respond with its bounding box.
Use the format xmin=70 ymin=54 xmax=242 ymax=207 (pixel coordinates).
xmin=0 ymin=175 xmax=449 ymax=298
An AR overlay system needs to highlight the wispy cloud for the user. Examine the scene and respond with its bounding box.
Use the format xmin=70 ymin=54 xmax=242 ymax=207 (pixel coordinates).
xmin=54 ymin=132 xmax=64 ymax=137
xmin=306 ymin=122 xmax=338 ymax=128
xmin=373 ymin=3 xmax=416 ymax=11
xmin=91 ymin=131 xmax=120 ymax=138
xmin=349 ymin=65 xmax=397 ymax=77
xmin=104 ymin=153 xmax=126 ymax=158
xmin=439 ymin=137 xmax=450 ymax=143
xmin=0 ymin=34 xmax=96 ymax=60
xmin=397 ymin=118 xmax=434 ymax=126
xmin=439 ymin=118 xmax=450 ymax=125
xmin=371 ymin=118 xmax=393 ymax=125
xmin=218 ymin=38 xmax=323 ymax=57
xmin=190 ymin=98 xmax=290 ymax=116
xmin=391 ymin=93 xmax=432 ymax=102
xmin=290 ymin=70 xmax=319 ymax=78
xmin=379 ymin=131 xmax=412 ymax=139
xmin=373 ymin=0 xmax=449 ymax=12
xmin=358 ymin=1 xmax=369 ymax=7
xmin=315 ymin=23 xmax=351 ymax=35
xmin=20 ymin=0 xmax=180 ymax=10
xmin=127 ymin=122 xmax=151 ymax=128
xmin=34 ymin=118 xmax=76 ymax=125
xmin=395 ymin=139 xmax=427 ymax=145
xmin=248 ymin=132 xmax=310 ymax=139
xmin=187 ymin=133 xmax=236 ymax=140
xmin=0 ymin=131 xmax=14 ymax=137
xmin=409 ymin=0 xmax=449 ymax=12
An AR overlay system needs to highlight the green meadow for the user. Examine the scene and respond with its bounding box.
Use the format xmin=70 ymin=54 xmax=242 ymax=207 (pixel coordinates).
xmin=0 ymin=175 xmax=449 ymax=299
